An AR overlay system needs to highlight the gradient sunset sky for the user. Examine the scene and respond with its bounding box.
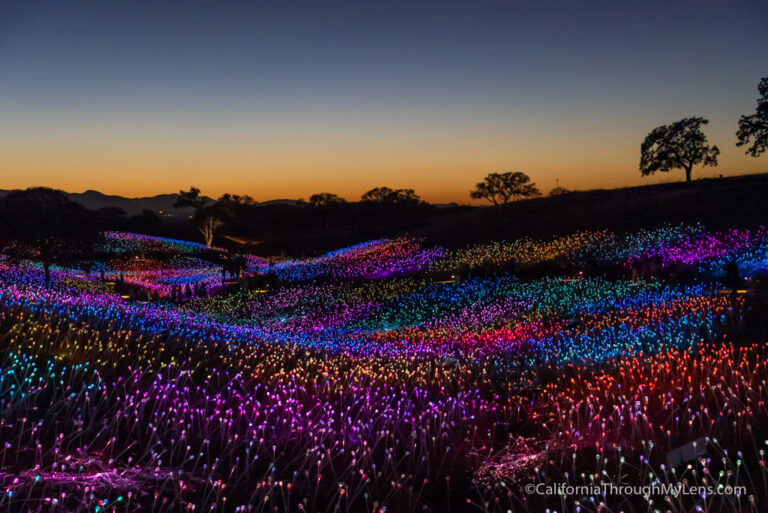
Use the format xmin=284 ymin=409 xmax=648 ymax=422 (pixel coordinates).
xmin=1 ymin=1 xmax=766 ymax=204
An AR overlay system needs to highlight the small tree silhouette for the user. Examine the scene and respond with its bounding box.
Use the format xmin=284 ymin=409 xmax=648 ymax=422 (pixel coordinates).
xmin=640 ymin=117 xmax=719 ymax=183
xmin=309 ymin=192 xmax=346 ymax=207
xmin=549 ymin=186 xmax=570 ymax=196
xmin=361 ymin=187 xmax=421 ymax=204
xmin=470 ymin=172 xmax=540 ymax=205
xmin=218 ymin=193 xmax=255 ymax=206
xmin=174 ymin=187 xmax=226 ymax=247
xmin=736 ymin=76 xmax=768 ymax=157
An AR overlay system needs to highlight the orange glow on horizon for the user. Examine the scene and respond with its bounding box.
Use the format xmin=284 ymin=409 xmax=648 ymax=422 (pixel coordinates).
xmin=2 ymin=122 xmax=764 ymax=204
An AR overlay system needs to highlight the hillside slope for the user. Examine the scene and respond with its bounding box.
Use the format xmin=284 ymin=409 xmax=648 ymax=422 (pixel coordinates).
xmin=416 ymin=173 xmax=768 ymax=247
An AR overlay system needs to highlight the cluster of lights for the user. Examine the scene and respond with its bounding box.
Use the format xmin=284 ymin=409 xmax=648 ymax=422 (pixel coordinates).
xmin=433 ymin=224 xmax=768 ymax=278
xmin=625 ymin=226 xmax=768 ymax=276
xmin=0 ymin=224 xmax=764 ymax=512
xmin=91 ymin=232 xmax=268 ymax=298
xmin=272 ymin=238 xmax=447 ymax=283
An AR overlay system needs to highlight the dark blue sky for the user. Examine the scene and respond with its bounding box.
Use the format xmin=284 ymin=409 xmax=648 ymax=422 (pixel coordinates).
xmin=1 ymin=1 xmax=766 ymax=202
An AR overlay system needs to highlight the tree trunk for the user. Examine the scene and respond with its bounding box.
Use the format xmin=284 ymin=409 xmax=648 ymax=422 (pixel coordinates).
xmin=685 ymin=167 xmax=692 ymax=183
xmin=203 ymin=228 xmax=213 ymax=247
xmin=200 ymin=223 xmax=213 ymax=247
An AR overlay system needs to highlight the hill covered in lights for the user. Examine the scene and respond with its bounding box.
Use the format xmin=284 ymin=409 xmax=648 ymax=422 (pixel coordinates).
xmin=0 ymin=223 xmax=767 ymax=512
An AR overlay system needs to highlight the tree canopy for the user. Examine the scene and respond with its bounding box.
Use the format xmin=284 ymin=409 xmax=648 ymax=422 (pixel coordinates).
xmin=470 ymin=172 xmax=541 ymax=206
xmin=309 ymin=192 xmax=346 ymax=207
xmin=548 ymin=186 xmax=570 ymax=196
xmin=736 ymin=76 xmax=768 ymax=157
xmin=639 ymin=117 xmax=719 ymax=183
xmin=361 ymin=187 xmax=421 ymax=204
xmin=174 ymin=187 xmax=227 ymax=247
xmin=218 ymin=193 xmax=255 ymax=206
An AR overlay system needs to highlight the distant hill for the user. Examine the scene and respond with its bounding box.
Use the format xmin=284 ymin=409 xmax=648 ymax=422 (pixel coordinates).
xmin=257 ymin=199 xmax=304 ymax=207
xmin=414 ymin=173 xmax=768 ymax=247
xmin=0 ymin=189 xmax=212 ymax=217
xmin=2 ymin=173 xmax=766 ymax=252
xmin=0 ymin=189 xmax=310 ymax=216
xmin=70 ymin=190 xmax=213 ymax=217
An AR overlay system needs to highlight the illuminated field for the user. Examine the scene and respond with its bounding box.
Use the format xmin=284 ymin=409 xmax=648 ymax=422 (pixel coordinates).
xmin=0 ymin=225 xmax=767 ymax=512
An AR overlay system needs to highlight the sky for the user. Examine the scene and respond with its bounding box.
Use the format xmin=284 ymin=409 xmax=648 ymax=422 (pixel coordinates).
xmin=1 ymin=1 xmax=766 ymax=204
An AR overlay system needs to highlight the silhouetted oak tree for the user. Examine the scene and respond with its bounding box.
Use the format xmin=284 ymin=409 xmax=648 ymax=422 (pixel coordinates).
xmin=470 ymin=172 xmax=540 ymax=205
xmin=174 ymin=187 xmax=226 ymax=247
xmin=361 ymin=187 xmax=421 ymax=204
xmin=309 ymin=192 xmax=346 ymax=207
xmin=640 ymin=117 xmax=719 ymax=183
xmin=737 ymin=77 xmax=768 ymax=157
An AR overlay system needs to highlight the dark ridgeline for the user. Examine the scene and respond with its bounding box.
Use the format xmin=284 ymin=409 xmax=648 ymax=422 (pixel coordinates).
xmin=3 ymin=172 xmax=767 ymax=260
xmin=414 ymin=173 xmax=768 ymax=248
xmin=213 ymin=185 xmax=438 ymax=256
